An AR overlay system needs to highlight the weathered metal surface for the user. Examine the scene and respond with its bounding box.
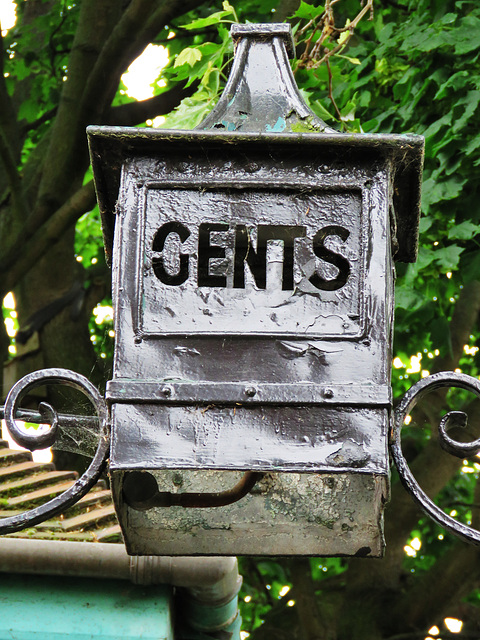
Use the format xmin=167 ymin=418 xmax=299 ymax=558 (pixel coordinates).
xmin=0 ymin=368 xmax=110 ymax=535
xmin=110 ymin=404 xmax=388 ymax=473
xmin=89 ymin=129 xmax=423 ymax=267
xmin=106 ymin=381 xmax=391 ymax=405
xmin=113 ymin=470 xmax=388 ymax=557
xmin=391 ymin=371 xmax=480 ymax=546
xmin=133 ymin=183 xmax=364 ymax=338
xmin=95 ymin=135 xmax=395 ymax=509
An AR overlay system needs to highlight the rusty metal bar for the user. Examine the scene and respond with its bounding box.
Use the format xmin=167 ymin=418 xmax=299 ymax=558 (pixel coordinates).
xmin=122 ymin=470 xmax=264 ymax=510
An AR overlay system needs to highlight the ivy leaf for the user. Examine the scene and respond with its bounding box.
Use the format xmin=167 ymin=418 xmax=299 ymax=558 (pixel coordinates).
xmin=181 ymin=7 xmax=235 ymax=30
xmin=403 ymin=247 xmax=435 ymax=285
xmin=434 ymin=245 xmax=464 ymax=271
xmin=451 ymin=14 xmax=480 ymax=55
xmin=447 ymin=221 xmax=479 ymax=240
xmin=336 ymin=53 xmax=361 ymax=64
xmin=452 ymin=90 xmax=480 ymax=133
xmin=293 ymin=1 xmax=323 ymax=20
xmin=310 ymin=100 xmax=335 ymax=121
xmin=433 ymin=71 xmax=469 ymax=101
xmin=174 ymin=47 xmax=202 ymax=68
xmin=419 ymin=217 xmax=433 ymax=233
xmin=337 ymin=21 xmax=351 ymax=46
xmin=395 ymin=287 xmax=425 ymax=311
xmin=421 ymin=175 xmax=466 ymax=211
xmin=416 ymin=247 xmax=436 ymax=270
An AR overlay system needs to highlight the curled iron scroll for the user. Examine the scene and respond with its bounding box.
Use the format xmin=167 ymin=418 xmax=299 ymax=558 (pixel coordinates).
xmin=0 ymin=368 xmax=110 ymax=535
xmin=390 ymin=371 xmax=480 ymax=546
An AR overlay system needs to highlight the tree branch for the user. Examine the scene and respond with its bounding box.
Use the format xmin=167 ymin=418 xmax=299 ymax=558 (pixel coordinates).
xmin=21 ymin=106 xmax=57 ymax=134
xmin=433 ymin=280 xmax=480 ymax=374
xmin=286 ymin=558 xmax=330 ymax=640
xmin=79 ymin=0 xmax=206 ymax=126
xmin=31 ymin=0 xmax=121 ymax=231
xmin=0 ymin=27 xmax=22 ymax=203
xmin=26 ymin=0 xmax=202 ymax=247
xmin=2 ymin=2 xmax=202 ymax=290
xmin=0 ymin=129 xmax=24 ymax=210
xmin=389 ymin=541 xmax=480 ymax=632
xmin=0 ymin=181 xmax=96 ymax=297
xmin=108 ymin=81 xmax=197 ymax=126
xmin=405 ymin=280 xmax=480 ymax=429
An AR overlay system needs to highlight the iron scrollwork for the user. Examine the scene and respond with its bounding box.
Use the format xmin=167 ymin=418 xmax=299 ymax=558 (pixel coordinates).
xmin=390 ymin=371 xmax=480 ymax=545
xmin=0 ymin=368 xmax=110 ymax=535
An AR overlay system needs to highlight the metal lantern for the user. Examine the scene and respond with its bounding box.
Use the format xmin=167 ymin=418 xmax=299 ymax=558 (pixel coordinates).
xmin=2 ymin=24 xmax=480 ymax=554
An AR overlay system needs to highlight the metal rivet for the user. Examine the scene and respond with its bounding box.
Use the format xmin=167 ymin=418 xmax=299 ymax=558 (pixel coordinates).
xmin=245 ymin=386 xmax=257 ymax=397
xmin=162 ymin=385 xmax=172 ymax=397
xmin=323 ymin=388 xmax=334 ymax=399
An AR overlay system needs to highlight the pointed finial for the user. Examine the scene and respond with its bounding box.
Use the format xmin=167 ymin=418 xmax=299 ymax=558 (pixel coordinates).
xmin=197 ymin=23 xmax=335 ymax=133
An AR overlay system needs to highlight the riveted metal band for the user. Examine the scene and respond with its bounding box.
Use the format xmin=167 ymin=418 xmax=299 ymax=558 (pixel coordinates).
xmin=106 ymin=380 xmax=392 ymax=406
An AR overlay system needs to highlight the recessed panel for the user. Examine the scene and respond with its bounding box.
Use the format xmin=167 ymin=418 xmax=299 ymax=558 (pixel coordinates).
xmin=138 ymin=186 xmax=364 ymax=338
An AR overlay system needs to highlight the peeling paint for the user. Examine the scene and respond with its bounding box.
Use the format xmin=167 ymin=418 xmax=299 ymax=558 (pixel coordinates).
xmin=266 ymin=117 xmax=286 ymax=133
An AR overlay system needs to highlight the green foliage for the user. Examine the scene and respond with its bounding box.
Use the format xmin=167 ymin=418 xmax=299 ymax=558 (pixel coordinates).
xmin=239 ymin=558 xmax=291 ymax=631
xmin=181 ymin=1 xmax=238 ymax=29
xmin=4 ymin=2 xmax=79 ymax=160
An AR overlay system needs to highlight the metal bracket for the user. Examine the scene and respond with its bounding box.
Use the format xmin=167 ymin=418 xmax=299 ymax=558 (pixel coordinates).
xmin=390 ymin=371 xmax=480 ymax=546
xmin=0 ymin=368 xmax=110 ymax=535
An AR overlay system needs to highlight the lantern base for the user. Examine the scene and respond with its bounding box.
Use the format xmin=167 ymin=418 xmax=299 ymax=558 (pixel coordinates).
xmin=111 ymin=470 xmax=388 ymax=557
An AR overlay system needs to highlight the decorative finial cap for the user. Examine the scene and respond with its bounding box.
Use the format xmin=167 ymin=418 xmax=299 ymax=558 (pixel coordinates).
xmin=197 ymin=23 xmax=334 ymax=133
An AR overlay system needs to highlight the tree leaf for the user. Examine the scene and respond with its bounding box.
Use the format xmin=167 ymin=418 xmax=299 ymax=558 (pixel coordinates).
xmin=174 ymin=47 xmax=203 ymax=68
xmin=447 ymin=221 xmax=479 ymax=240
xmin=395 ymin=287 xmax=425 ymax=311
xmin=434 ymin=245 xmax=464 ymax=271
xmin=181 ymin=9 xmax=235 ymax=30
xmin=292 ymin=1 xmax=323 ymax=20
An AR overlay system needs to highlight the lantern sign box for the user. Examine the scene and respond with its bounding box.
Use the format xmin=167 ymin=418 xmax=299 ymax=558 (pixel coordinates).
xmin=87 ymin=24 xmax=423 ymax=556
